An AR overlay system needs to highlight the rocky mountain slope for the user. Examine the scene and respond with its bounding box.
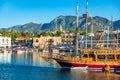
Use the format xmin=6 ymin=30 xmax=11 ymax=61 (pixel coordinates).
xmin=0 ymin=16 xmax=120 ymax=34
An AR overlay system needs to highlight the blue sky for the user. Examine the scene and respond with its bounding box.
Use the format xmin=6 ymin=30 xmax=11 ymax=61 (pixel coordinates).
xmin=0 ymin=0 xmax=120 ymax=28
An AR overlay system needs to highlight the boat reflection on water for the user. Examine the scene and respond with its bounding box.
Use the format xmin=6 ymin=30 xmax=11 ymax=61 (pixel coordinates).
xmin=70 ymin=71 xmax=120 ymax=80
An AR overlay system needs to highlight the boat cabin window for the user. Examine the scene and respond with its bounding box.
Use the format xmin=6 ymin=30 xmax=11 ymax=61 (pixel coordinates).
xmin=98 ymin=55 xmax=105 ymax=59
xmin=108 ymin=55 xmax=114 ymax=59
xmin=89 ymin=54 xmax=95 ymax=58
xmin=117 ymin=55 xmax=120 ymax=59
xmin=83 ymin=54 xmax=88 ymax=58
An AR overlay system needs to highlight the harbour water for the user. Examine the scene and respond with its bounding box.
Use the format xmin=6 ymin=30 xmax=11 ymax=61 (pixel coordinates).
xmin=0 ymin=50 xmax=120 ymax=80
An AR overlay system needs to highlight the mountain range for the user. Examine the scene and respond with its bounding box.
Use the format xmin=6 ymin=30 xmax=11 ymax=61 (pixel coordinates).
xmin=0 ymin=16 xmax=120 ymax=34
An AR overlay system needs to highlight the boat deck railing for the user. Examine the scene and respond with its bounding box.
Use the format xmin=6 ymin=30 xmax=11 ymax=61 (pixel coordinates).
xmin=40 ymin=51 xmax=120 ymax=65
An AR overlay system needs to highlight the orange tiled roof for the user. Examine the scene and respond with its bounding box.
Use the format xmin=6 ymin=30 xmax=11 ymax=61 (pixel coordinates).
xmin=16 ymin=38 xmax=31 ymax=40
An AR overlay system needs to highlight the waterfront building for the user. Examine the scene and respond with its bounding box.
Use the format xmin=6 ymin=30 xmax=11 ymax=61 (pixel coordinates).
xmin=33 ymin=36 xmax=62 ymax=49
xmin=0 ymin=36 xmax=11 ymax=48
xmin=15 ymin=38 xmax=33 ymax=48
xmin=61 ymin=33 xmax=76 ymax=46
xmin=61 ymin=32 xmax=85 ymax=48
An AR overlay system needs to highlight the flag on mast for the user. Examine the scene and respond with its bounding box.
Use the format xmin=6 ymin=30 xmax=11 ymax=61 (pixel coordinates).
xmin=83 ymin=0 xmax=88 ymax=19
xmin=83 ymin=14 xmax=87 ymax=18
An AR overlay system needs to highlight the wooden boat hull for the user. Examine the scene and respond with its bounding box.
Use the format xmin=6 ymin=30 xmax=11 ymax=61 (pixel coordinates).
xmin=56 ymin=59 xmax=120 ymax=72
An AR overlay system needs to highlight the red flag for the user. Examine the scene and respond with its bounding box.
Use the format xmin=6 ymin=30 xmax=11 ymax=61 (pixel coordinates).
xmin=83 ymin=14 xmax=87 ymax=18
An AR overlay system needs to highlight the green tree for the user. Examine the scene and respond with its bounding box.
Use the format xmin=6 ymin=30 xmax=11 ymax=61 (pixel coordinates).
xmin=40 ymin=31 xmax=54 ymax=37
xmin=55 ymin=30 xmax=64 ymax=36
xmin=69 ymin=29 xmax=75 ymax=33
xmin=0 ymin=31 xmax=37 ymax=44
xmin=80 ymin=31 xmax=86 ymax=35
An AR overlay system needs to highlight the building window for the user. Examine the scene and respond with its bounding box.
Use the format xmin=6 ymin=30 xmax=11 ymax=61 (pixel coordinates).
xmin=62 ymin=39 xmax=65 ymax=42
xmin=73 ymin=36 xmax=76 ymax=38
xmin=66 ymin=36 xmax=68 ymax=38
xmin=36 ymin=39 xmax=39 ymax=43
xmin=6 ymin=39 xmax=8 ymax=43
xmin=2 ymin=39 xmax=4 ymax=43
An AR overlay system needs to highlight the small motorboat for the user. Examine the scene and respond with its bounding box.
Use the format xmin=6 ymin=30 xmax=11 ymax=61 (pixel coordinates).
xmin=70 ymin=66 xmax=88 ymax=71
xmin=60 ymin=66 xmax=88 ymax=71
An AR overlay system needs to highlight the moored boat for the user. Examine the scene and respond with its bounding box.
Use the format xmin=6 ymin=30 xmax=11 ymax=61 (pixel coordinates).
xmin=52 ymin=0 xmax=120 ymax=72
xmin=53 ymin=48 xmax=120 ymax=72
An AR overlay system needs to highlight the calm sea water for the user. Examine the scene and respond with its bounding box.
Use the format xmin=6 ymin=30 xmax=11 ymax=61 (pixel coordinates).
xmin=0 ymin=50 xmax=120 ymax=80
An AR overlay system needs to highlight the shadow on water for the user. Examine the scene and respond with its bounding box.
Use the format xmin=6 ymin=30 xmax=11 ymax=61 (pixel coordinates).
xmin=60 ymin=67 xmax=71 ymax=71
xmin=0 ymin=64 xmax=73 ymax=80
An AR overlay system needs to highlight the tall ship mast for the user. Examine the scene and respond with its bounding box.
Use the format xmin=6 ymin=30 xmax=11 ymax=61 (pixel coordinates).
xmin=90 ymin=16 xmax=94 ymax=49
xmin=85 ymin=0 xmax=88 ymax=48
xmin=76 ymin=1 xmax=79 ymax=57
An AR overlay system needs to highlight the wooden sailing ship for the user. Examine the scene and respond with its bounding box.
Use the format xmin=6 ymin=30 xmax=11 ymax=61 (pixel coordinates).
xmin=52 ymin=0 xmax=120 ymax=72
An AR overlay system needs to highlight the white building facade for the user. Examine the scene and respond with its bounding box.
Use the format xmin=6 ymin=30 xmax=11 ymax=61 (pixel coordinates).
xmin=0 ymin=37 xmax=11 ymax=48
